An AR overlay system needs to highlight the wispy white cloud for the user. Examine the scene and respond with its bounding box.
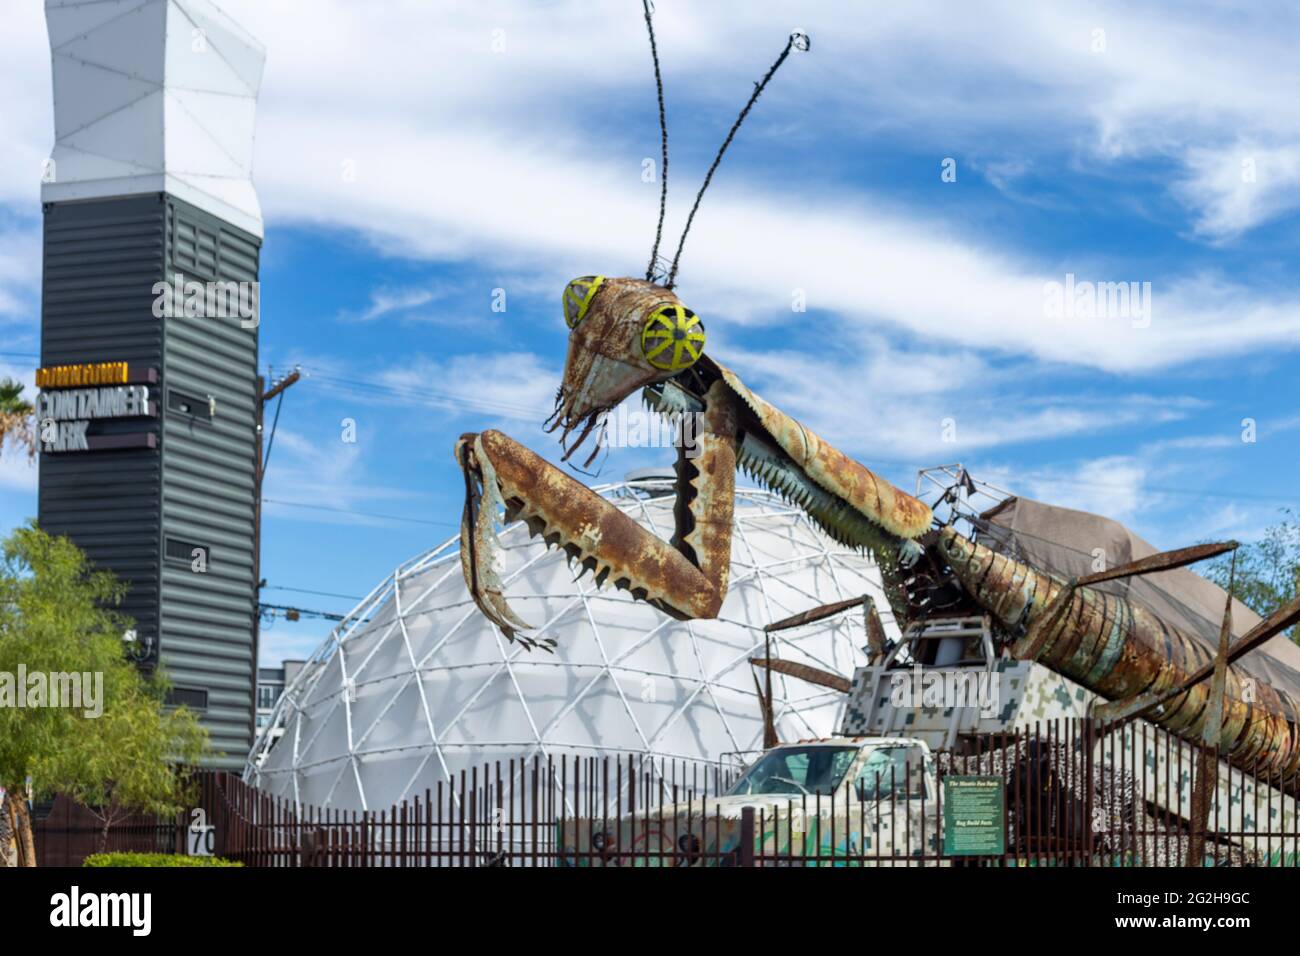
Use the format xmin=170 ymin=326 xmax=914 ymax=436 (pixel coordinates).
xmin=969 ymin=422 xmax=1296 ymax=548
xmin=343 ymin=286 xmax=441 ymax=323
xmin=0 ymin=452 xmax=38 ymax=494
xmin=0 ymin=0 xmax=1294 ymax=555
xmin=337 ymin=282 xmax=525 ymax=342
xmin=0 ymin=219 xmax=41 ymax=321
xmin=261 ymin=427 xmax=428 ymax=527
xmin=211 ymin=0 xmax=1300 ymax=246
xmin=4 ymin=1 xmax=1300 ymax=373
xmin=1177 ymin=143 xmax=1300 ymax=241
xmin=287 ymin=350 xmax=566 ymax=468
xmin=721 ymin=338 xmax=1198 ymax=461
xmin=1195 ymin=501 xmax=1273 ymax=543
xmin=0 ymin=2 xmax=52 ymax=209
xmin=244 ymin=104 xmax=1300 ymax=372
xmin=1025 ymin=456 xmax=1149 ymax=523
xmin=376 ymin=351 xmax=558 ymax=423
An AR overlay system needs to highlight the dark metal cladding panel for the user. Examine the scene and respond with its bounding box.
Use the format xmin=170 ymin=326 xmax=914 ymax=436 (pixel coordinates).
xmin=37 ymin=195 xmax=165 ymax=655
xmin=160 ymin=195 xmax=260 ymax=769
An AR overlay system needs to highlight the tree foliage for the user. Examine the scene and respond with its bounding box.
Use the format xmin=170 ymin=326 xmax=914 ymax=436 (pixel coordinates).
xmin=0 ymin=522 xmax=209 ymax=857
xmin=1203 ymin=509 xmax=1300 ymax=642
xmin=0 ymin=378 xmax=35 ymax=460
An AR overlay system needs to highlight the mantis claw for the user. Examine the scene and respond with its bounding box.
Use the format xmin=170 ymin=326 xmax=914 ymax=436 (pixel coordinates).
xmin=457 ymin=434 xmax=533 ymax=640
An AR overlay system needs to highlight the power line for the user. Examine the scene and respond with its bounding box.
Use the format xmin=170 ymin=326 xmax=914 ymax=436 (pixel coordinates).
xmin=976 ymin=469 xmax=1296 ymax=508
xmin=263 ymin=584 xmax=364 ymax=601
xmin=305 ymin=369 xmax=540 ymax=420
xmin=258 ymin=601 xmax=348 ymax=623
xmin=261 ymin=497 xmax=459 ymax=528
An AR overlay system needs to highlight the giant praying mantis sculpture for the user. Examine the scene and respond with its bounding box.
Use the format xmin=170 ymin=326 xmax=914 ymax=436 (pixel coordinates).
xmin=454 ymin=11 xmax=1300 ymax=794
xmin=453 ymin=270 xmax=1300 ymax=792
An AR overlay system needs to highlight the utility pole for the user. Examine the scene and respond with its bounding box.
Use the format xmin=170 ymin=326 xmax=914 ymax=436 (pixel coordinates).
xmin=250 ymin=367 xmax=300 ymax=744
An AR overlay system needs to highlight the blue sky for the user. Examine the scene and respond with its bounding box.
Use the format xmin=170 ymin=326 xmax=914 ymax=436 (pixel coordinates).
xmin=1 ymin=1 xmax=1297 ymax=665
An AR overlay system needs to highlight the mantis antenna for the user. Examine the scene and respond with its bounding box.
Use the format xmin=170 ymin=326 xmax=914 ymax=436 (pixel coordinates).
xmin=665 ymin=29 xmax=810 ymax=290
xmin=638 ymin=4 xmax=809 ymax=289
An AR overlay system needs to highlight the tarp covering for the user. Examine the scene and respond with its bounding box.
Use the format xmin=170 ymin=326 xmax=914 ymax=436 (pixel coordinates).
xmin=979 ymin=496 xmax=1300 ymax=703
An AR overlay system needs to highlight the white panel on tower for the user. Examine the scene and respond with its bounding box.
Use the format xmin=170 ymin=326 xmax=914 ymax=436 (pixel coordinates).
xmin=43 ymin=0 xmax=265 ymax=237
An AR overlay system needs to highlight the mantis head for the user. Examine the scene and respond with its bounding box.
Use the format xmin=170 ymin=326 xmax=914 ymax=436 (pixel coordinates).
xmin=546 ymin=275 xmax=706 ymax=465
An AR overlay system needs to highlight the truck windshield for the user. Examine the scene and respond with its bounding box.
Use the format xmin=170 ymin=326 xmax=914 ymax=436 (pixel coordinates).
xmin=726 ymin=746 xmax=859 ymax=797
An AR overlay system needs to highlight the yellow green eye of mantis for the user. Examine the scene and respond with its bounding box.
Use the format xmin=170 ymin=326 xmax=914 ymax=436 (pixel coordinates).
xmin=641 ymin=304 xmax=705 ymax=371
xmin=563 ymin=275 xmax=605 ymax=328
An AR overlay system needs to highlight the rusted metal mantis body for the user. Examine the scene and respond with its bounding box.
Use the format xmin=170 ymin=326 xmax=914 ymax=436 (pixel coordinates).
xmin=937 ymin=530 xmax=1300 ymax=792
xmin=454 ymin=272 xmax=1300 ymax=795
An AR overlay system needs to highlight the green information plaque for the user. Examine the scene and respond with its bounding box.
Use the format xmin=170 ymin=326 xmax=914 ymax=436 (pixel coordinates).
xmin=942 ymin=775 xmax=1006 ymax=856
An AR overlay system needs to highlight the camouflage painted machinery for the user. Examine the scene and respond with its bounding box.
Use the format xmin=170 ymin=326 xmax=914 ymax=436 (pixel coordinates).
xmin=753 ymin=572 xmax=1296 ymax=865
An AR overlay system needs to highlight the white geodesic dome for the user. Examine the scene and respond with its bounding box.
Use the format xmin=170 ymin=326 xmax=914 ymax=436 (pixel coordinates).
xmin=245 ymin=478 xmax=900 ymax=811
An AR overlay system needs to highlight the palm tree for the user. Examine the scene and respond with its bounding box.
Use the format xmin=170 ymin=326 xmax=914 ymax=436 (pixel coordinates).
xmin=0 ymin=378 xmax=36 ymax=460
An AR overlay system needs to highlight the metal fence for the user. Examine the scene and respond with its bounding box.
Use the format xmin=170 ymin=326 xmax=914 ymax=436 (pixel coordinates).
xmin=216 ymin=755 xmax=742 ymax=867
xmin=32 ymin=719 xmax=1300 ymax=867
xmin=32 ymin=797 xmax=182 ymax=866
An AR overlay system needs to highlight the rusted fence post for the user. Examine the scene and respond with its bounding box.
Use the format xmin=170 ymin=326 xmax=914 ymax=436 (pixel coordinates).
xmin=1083 ymin=718 xmax=1096 ymax=866
xmin=740 ymin=806 xmax=755 ymax=867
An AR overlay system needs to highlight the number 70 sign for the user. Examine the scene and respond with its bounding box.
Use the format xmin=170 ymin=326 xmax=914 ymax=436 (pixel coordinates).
xmin=188 ymin=808 xmax=215 ymax=857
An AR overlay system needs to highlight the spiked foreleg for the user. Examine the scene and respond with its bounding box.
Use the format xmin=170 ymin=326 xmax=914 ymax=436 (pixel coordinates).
xmin=455 ymin=384 xmax=739 ymax=639
xmin=669 ymin=380 xmax=739 ymax=613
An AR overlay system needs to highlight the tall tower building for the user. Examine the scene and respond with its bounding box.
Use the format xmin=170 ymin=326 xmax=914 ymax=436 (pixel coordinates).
xmin=37 ymin=0 xmax=266 ymax=767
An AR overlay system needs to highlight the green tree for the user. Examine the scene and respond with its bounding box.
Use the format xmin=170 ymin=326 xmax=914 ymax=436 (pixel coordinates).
xmin=0 ymin=522 xmax=209 ymax=865
xmin=0 ymin=378 xmax=35 ymax=460
xmin=40 ymin=678 xmax=207 ymax=854
xmin=1203 ymin=509 xmax=1300 ymax=642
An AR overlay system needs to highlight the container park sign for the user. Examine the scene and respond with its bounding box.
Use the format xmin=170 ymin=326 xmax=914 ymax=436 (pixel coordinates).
xmin=37 ymin=385 xmax=153 ymax=423
xmin=942 ymin=776 xmax=1005 ymax=856
xmin=35 ymin=361 xmax=158 ymax=454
